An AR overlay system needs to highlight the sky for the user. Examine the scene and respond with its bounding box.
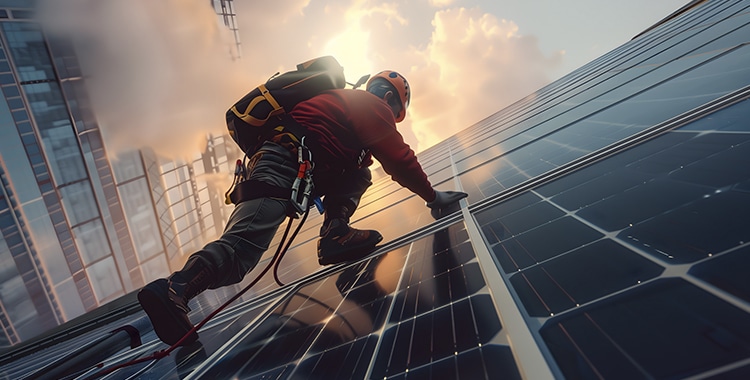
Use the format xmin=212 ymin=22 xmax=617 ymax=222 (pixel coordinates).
xmin=39 ymin=0 xmax=689 ymax=159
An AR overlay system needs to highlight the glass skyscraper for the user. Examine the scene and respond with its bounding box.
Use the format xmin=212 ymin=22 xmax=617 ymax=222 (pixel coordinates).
xmin=111 ymin=136 xmax=239 ymax=286
xmin=2 ymin=0 xmax=750 ymax=379
xmin=0 ymin=0 xmax=238 ymax=349
xmin=0 ymin=1 xmax=139 ymax=345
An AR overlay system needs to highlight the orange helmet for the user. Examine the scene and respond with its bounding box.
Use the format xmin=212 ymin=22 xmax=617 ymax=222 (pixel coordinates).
xmin=366 ymin=70 xmax=410 ymax=122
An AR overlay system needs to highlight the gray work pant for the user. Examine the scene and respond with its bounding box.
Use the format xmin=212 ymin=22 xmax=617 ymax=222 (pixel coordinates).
xmin=196 ymin=142 xmax=297 ymax=287
xmin=188 ymin=141 xmax=373 ymax=288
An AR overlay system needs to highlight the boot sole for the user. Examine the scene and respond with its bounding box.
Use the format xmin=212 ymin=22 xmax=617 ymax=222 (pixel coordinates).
xmin=138 ymin=279 xmax=197 ymax=346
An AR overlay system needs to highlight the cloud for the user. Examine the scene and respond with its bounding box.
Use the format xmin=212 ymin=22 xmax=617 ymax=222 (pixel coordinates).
xmin=232 ymin=1 xmax=346 ymax=76
xmin=275 ymin=3 xmax=564 ymax=153
xmin=39 ymin=0 xmax=250 ymax=160
xmin=38 ymin=0 xmax=563 ymax=158
xmin=405 ymin=7 xmax=564 ymax=150
xmin=428 ymin=0 xmax=457 ymax=7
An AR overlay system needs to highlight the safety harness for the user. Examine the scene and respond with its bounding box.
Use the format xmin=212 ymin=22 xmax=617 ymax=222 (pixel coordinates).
xmin=224 ymin=140 xmax=314 ymax=216
xmin=223 ymin=116 xmax=322 ymax=218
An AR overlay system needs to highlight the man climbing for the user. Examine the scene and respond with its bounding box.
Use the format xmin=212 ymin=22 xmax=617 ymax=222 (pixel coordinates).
xmin=138 ymin=69 xmax=468 ymax=346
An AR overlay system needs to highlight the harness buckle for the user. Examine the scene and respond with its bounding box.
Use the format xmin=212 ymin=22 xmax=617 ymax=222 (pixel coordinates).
xmin=289 ymin=137 xmax=315 ymax=216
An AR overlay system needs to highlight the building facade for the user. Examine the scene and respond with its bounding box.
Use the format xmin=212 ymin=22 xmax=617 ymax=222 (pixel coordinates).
xmin=112 ymin=134 xmax=239 ymax=283
xmin=0 ymin=1 xmax=238 ymax=347
xmin=0 ymin=2 xmax=138 ymax=346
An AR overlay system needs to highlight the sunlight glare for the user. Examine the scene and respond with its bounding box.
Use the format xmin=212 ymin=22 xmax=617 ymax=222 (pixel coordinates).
xmin=322 ymin=17 xmax=374 ymax=85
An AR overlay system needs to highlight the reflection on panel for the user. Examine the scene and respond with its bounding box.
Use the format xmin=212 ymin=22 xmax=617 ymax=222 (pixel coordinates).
xmin=187 ymin=222 xmax=520 ymax=379
xmin=474 ymin=82 xmax=750 ymax=378
xmin=370 ymin=223 xmax=520 ymax=380
xmin=540 ymin=278 xmax=750 ymax=379
xmin=373 ymin=296 xmax=514 ymax=380
xmin=458 ymin=2 xmax=750 ymax=204
xmin=6 ymin=2 xmax=750 ymax=380
xmin=81 ymin=300 xmax=271 ymax=380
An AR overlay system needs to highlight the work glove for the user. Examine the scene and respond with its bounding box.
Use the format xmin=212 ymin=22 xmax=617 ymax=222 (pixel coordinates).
xmin=426 ymin=190 xmax=468 ymax=219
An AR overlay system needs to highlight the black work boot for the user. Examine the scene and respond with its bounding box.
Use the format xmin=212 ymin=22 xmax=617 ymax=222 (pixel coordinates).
xmin=138 ymin=256 xmax=215 ymax=346
xmin=317 ymin=218 xmax=383 ymax=265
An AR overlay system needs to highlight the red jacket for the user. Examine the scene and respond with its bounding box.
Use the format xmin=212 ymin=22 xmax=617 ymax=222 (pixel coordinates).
xmin=290 ymin=89 xmax=435 ymax=202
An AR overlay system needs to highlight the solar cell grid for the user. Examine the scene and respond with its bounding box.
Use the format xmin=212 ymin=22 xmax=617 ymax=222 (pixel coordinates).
xmin=5 ymin=2 xmax=750 ymax=379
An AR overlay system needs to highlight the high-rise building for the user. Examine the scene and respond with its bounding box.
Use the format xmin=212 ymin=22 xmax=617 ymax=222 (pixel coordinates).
xmin=0 ymin=0 xmax=239 ymax=348
xmin=0 ymin=1 xmax=142 ymax=346
xmin=2 ymin=0 xmax=750 ymax=379
xmin=110 ymin=135 xmax=239 ymax=285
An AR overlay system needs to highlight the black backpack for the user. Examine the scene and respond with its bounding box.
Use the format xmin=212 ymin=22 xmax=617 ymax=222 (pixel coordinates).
xmin=226 ymin=56 xmax=346 ymax=153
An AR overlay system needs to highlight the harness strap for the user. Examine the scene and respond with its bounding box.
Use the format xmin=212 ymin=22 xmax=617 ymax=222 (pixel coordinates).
xmin=230 ymin=84 xmax=285 ymax=127
xmin=225 ymin=115 xmax=320 ymax=217
xmin=228 ymin=180 xmax=292 ymax=204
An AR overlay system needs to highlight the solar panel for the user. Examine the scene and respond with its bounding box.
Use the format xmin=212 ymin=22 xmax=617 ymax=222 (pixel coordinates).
xmin=3 ymin=1 xmax=750 ymax=379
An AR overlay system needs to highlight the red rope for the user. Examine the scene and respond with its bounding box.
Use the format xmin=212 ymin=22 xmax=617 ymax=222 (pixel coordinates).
xmin=273 ymin=205 xmax=309 ymax=287
xmin=86 ymin=213 xmax=305 ymax=379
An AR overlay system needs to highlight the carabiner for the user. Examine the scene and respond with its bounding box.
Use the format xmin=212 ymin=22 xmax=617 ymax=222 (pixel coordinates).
xmin=289 ymin=137 xmax=315 ymax=216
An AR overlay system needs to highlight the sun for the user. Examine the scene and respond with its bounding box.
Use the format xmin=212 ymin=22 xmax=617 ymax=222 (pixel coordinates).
xmin=321 ymin=19 xmax=374 ymax=87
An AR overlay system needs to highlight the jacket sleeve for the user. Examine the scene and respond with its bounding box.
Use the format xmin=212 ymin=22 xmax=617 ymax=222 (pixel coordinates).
xmin=351 ymin=95 xmax=436 ymax=202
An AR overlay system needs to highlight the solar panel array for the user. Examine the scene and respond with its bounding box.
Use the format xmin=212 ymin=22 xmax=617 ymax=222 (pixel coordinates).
xmin=3 ymin=0 xmax=750 ymax=378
